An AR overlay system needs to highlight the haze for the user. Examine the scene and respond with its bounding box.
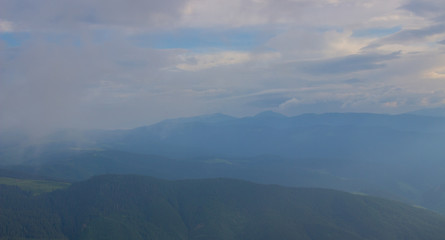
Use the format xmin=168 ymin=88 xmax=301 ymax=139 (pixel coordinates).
xmin=1 ymin=0 xmax=445 ymax=134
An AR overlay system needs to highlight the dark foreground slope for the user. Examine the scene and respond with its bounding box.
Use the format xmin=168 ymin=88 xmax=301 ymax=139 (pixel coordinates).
xmin=2 ymin=175 xmax=445 ymax=240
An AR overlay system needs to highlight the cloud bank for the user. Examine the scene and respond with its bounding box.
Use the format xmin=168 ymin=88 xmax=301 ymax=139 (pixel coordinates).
xmin=1 ymin=0 xmax=445 ymax=133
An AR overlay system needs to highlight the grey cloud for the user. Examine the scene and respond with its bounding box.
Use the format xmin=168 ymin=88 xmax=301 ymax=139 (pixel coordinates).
xmin=401 ymin=0 xmax=445 ymax=25
xmin=247 ymin=93 xmax=291 ymax=108
xmin=366 ymin=24 xmax=445 ymax=48
xmin=274 ymin=85 xmax=443 ymax=116
xmin=0 ymin=0 xmax=188 ymax=30
xmin=344 ymin=78 xmax=364 ymax=84
xmin=277 ymin=100 xmax=347 ymax=115
xmin=266 ymin=29 xmax=328 ymax=60
xmin=401 ymin=0 xmax=443 ymax=17
xmin=0 ymin=37 xmax=184 ymax=133
xmin=0 ymin=0 xmax=319 ymax=31
xmin=0 ymin=0 xmax=391 ymax=31
xmin=388 ymin=25 xmax=445 ymax=41
xmin=296 ymin=52 xmax=400 ymax=75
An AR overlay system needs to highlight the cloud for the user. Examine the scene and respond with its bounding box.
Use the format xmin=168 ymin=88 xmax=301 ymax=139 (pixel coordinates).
xmin=266 ymin=28 xmax=381 ymax=64
xmin=175 ymin=51 xmax=280 ymax=71
xmin=2 ymin=0 xmax=445 ymax=134
xmin=401 ymin=0 xmax=445 ymax=18
xmin=383 ymin=101 xmax=398 ymax=107
xmin=278 ymin=98 xmax=301 ymax=110
xmin=296 ymin=52 xmax=400 ymax=75
xmin=0 ymin=37 xmax=186 ymax=132
xmin=0 ymin=19 xmax=13 ymax=32
xmin=400 ymin=0 xmax=445 ymax=30
xmin=366 ymin=24 xmax=445 ymax=49
xmin=0 ymin=0 xmax=413 ymax=31
xmin=176 ymin=51 xmax=251 ymax=71
xmin=0 ymin=0 xmax=188 ymax=31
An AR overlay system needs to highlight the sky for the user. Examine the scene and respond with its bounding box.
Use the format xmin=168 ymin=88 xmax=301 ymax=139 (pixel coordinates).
xmin=1 ymin=0 xmax=445 ymax=133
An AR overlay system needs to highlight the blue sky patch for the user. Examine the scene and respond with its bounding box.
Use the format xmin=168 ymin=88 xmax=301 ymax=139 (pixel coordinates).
xmin=0 ymin=33 xmax=30 ymax=47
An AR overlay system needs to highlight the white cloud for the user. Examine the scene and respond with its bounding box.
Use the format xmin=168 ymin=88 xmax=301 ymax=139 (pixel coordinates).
xmin=383 ymin=101 xmax=398 ymax=107
xmin=0 ymin=19 xmax=13 ymax=32
xmin=267 ymin=29 xmax=376 ymax=62
xmin=176 ymin=51 xmax=251 ymax=71
xmin=175 ymin=51 xmax=280 ymax=71
xmin=423 ymin=65 xmax=445 ymax=79
xmin=278 ymin=98 xmax=301 ymax=110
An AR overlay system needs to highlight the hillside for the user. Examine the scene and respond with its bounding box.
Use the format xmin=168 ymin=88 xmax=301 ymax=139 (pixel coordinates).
xmin=1 ymin=175 xmax=445 ymax=240
xmin=5 ymin=153 xmax=445 ymax=216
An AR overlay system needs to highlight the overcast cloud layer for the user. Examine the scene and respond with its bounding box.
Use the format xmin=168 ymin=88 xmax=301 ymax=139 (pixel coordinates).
xmin=1 ymin=0 xmax=445 ymax=133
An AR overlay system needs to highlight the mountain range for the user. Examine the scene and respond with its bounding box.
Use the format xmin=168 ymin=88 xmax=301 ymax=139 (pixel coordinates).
xmin=2 ymin=110 xmax=445 ymax=214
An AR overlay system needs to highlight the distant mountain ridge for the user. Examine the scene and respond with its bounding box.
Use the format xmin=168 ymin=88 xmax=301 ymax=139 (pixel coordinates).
xmin=2 ymin=111 xmax=445 ymax=215
xmin=90 ymin=111 xmax=445 ymax=160
xmin=406 ymin=107 xmax=445 ymax=117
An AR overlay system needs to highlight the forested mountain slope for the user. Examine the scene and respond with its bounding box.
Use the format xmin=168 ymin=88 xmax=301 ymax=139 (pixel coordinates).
xmin=2 ymin=175 xmax=445 ymax=240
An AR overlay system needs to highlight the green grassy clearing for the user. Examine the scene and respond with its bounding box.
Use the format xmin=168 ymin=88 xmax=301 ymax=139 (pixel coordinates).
xmin=0 ymin=177 xmax=70 ymax=195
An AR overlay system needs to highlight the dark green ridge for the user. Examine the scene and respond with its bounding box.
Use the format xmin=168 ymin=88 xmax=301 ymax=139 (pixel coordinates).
xmin=2 ymin=174 xmax=445 ymax=240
